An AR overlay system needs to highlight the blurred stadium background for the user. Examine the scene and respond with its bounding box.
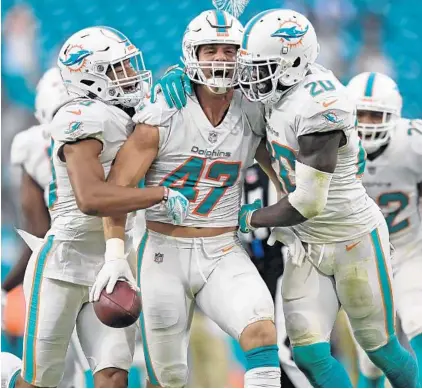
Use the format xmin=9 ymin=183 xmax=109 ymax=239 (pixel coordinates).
xmin=1 ymin=0 xmax=421 ymax=386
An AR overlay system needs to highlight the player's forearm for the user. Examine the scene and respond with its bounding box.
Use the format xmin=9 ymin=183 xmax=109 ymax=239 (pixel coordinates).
xmin=77 ymin=184 xmax=165 ymax=216
xmin=2 ymin=245 xmax=32 ymax=292
xmin=103 ymin=214 xmax=127 ymax=241
xmin=24 ymin=208 xmax=50 ymax=239
xmin=250 ymin=196 xmax=307 ymax=228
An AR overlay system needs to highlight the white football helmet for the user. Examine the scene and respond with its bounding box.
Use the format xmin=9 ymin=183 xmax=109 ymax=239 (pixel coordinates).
xmin=238 ymin=9 xmax=319 ymax=103
xmin=58 ymin=26 xmax=151 ymax=108
xmin=182 ymin=9 xmax=244 ymax=93
xmin=35 ymin=67 xmax=72 ymax=124
xmin=347 ymin=72 xmax=402 ymax=153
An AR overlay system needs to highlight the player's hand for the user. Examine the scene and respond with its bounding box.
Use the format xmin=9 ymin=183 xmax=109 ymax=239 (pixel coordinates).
xmin=268 ymin=227 xmax=308 ymax=267
xmin=164 ymin=188 xmax=190 ymax=225
xmin=239 ymin=199 xmax=262 ymax=233
xmin=150 ymin=65 xmax=192 ymax=109
xmin=89 ymin=258 xmax=138 ymax=302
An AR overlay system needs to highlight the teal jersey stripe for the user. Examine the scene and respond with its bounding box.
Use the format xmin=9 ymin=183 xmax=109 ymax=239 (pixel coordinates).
xmin=137 ymin=231 xmax=160 ymax=386
xmin=242 ymin=9 xmax=275 ymax=49
xmin=356 ymin=140 xmax=367 ymax=177
xmin=23 ymin=235 xmax=55 ymax=384
xmin=364 ymin=72 xmax=376 ymax=97
xmin=48 ymin=139 xmax=57 ymax=209
xmin=214 ymin=10 xmax=228 ymax=33
xmin=370 ymin=228 xmax=394 ymax=337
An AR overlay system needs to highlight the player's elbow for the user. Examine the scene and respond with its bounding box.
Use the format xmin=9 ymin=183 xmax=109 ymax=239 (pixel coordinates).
xmin=288 ymin=191 xmax=328 ymax=219
xmin=304 ymin=197 xmax=327 ymax=218
xmin=75 ymin=190 xmax=101 ymax=216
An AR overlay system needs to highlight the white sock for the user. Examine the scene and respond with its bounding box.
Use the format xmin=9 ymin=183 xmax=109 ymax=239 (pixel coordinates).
xmin=1 ymin=352 xmax=22 ymax=388
xmin=244 ymin=366 xmax=281 ymax=388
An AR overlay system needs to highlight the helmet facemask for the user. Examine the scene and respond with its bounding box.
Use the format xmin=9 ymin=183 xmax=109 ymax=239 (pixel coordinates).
xmin=184 ymin=42 xmax=239 ymax=94
xmin=357 ymin=108 xmax=398 ymax=153
xmin=237 ymin=52 xmax=293 ymax=103
xmin=92 ymin=51 xmax=151 ymax=107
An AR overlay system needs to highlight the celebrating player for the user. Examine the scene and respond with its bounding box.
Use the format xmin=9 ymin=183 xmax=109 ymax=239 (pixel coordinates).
xmin=3 ymin=26 xmax=189 ymax=388
xmin=3 ymin=67 xmax=84 ymax=388
xmin=237 ymin=9 xmax=418 ymax=388
xmin=346 ymin=71 xmax=422 ymax=387
xmin=96 ymin=10 xmax=281 ymax=388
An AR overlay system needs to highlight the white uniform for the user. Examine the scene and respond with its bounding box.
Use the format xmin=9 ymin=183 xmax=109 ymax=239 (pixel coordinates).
xmin=10 ymin=124 xmax=85 ymax=388
xmin=132 ymin=91 xmax=275 ymax=387
xmin=354 ymin=119 xmax=422 ymax=378
xmin=363 ymin=118 xmax=422 ymax=338
xmin=21 ymin=98 xmax=137 ymax=387
xmin=10 ymin=125 xmax=51 ymax=205
xmin=267 ymin=64 xmax=394 ymax=351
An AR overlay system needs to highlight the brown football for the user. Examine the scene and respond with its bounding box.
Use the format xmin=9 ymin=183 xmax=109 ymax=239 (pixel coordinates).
xmin=93 ymin=280 xmax=141 ymax=328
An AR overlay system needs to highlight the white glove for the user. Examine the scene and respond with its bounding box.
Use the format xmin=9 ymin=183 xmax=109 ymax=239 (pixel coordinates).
xmin=164 ymin=188 xmax=190 ymax=225
xmin=89 ymin=239 xmax=139 ymax=302
xmin=267 ymin=227 xmax=308 ymax=267
xmin=1 ymin=289 xmax=6 ymax=331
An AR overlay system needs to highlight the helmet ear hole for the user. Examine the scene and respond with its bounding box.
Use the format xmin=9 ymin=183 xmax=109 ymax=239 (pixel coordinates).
xmin=292 ymin=57 xmax=301 ymax=68
xmin=81 ymin=80 xmax=94 ymax=86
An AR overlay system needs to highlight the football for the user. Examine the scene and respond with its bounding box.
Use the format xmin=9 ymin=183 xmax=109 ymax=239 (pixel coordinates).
xmin=93 ymin=280 xmax=141 ymax=328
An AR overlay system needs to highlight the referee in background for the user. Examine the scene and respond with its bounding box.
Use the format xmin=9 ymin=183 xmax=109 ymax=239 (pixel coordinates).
xmin=240 ymin=163 xmax=311 ymax=388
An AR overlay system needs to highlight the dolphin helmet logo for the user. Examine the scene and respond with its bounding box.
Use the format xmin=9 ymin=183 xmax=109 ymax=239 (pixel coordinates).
xmin=271 ymin=20 xmax=309 ymax=47
xmin=60 ymin=44 xmax=93 ymax=72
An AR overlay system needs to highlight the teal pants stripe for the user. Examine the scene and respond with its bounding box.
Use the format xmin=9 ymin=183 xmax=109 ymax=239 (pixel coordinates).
xmin=137 ymin=231 xmax=160 ymax=386
xmin=22 ymin=235 xmax=55 ymax=385
xmin=370 ymin=228 xmax=394 ymax=337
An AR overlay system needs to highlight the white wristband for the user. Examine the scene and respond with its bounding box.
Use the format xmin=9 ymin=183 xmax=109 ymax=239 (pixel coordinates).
xmin=105 ymin=238 xmax=125 ymax=261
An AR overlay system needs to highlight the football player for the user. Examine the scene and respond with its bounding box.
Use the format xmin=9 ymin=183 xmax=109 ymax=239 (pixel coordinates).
xmin=347 ymin=72 xmax=422 ymax=387
xmin=96 ymin=10 xmax=281 ymax=388
xmin=4 ymin=26 xmax=188 ymax=388
xmin=237 ymin=9 xmax=418 ymax=388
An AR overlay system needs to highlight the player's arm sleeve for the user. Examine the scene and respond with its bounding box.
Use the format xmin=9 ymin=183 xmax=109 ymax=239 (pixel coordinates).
xmin=295 ymin=94 xmax=356 ymax=138
xmin=133 ymin=94 xmax=178 ymax=152
xmin=51 ymin=103 xmax=105 ymax=156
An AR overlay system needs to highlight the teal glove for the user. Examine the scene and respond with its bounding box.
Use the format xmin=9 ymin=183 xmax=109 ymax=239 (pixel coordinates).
xmin=239 ymin=199 xmax=262 ymax=233
xmin=150 ymin=65 xmax=192 ymax=109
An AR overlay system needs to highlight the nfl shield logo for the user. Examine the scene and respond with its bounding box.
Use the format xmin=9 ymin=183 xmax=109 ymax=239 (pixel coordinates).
xmin=154 ymin=253 xmax=164 ymax=263
xmin=208 ymin=131 xmax=218 ymax=144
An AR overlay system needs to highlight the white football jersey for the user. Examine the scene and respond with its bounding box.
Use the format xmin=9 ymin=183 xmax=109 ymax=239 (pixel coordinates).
xmin=10 ymin=124 xmax=52 ymax=205
xmin=133 ymin=90 xmax=265 ymax=227
xmin=363 ymin=119 xmax=422 ymax=248
xmin=45 ymin=98 xmax=135 ymax=285
xmin=265 ymin=64 xmax=380 ymax=244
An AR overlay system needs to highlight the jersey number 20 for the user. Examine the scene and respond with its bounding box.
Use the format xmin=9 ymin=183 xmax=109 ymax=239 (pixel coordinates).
xmin=160 ymin=157 xmax=241 ymax=216
xmin=267 ymin=139 xmax=367 ymax=194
